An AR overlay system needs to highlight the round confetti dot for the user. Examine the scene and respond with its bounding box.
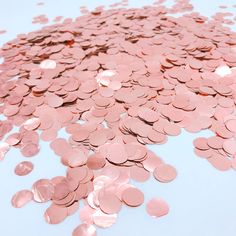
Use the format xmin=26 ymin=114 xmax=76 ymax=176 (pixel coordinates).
xmin=98 ymin=193 xmax=122 ymax=214
xmin=44 ymin=204 xmax=68 ymax=224
xmin=122 ymin=187 xmax=144 ymax=207
xmin=32 ymin=179 xmax=54 ymax=203
xmin=153 ymin=164 xmax=177 ymax=183
xmin=72 ymin=223 xmax=97 ymax=236
xmin=146 ymin=198 xmax=169 ymax=218
xmin=14 ymin=161 xmax=34 ymax=176
xmin=11 ymin=190 xmax=33 ymax=208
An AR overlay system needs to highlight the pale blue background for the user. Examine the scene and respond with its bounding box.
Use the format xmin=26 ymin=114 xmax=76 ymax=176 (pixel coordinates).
xmin=1 ymin=1 xmax=236 ymax=236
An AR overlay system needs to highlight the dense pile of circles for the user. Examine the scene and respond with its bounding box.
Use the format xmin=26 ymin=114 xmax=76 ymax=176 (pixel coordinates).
xmin=1 ymin=0 xmax=236 ymax=235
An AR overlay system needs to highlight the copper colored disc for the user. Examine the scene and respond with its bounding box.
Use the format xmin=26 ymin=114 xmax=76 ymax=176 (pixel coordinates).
xmin=73 ymin=223 xmax=97 ymax=236
xmin=146 ymin=198 xmax=169 ymax=218
xmin=138 ymin=107 xmax=159 ymax=123
xmin=44 ymin=204 xmax=67 ymax=224
xmin=32 ymin=179 xmax=54 ymax=203
xmin=106 ymin=143 xmax=128 ymax=164
xmin=92 ymin=209 xmax=117 ymax=228
xmin=14 ymin=161 xmax=34 ymax=176
xmin=208 ymin=154 xmax=231 ymax=171
xmin=153 ymin=164 xmax=177 ymax=183
xmin=21 ymin=143 xmax=40 ymax=157
xmin=98 ymin=193 xmax=122 ymax=214
xmin=11 ymin=190 xmax=33 ymax=208
xmin=79 ymin=205 xmax=95 ymax=224
xmin=87 ymin=153 xmax=106 ymax=170
xmin=121 ymin=187 xmax=144 ymax=207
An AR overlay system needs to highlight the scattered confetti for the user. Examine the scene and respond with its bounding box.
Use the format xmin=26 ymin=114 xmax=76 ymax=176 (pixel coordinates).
xmin=0 ymin=0 xmax=236 ymax=235
xmin=72 ymin=223 xmax=97 ymax=236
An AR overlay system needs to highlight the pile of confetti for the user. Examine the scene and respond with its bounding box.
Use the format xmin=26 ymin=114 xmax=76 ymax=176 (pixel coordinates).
xmin=1 ymin=0 xmax=236 ymax=235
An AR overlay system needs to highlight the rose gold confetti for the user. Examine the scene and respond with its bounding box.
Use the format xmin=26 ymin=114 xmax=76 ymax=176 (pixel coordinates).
xmin=89 ymin=130 xmax=108 ymax=146
xmin=44 ymin=204 xmax=67 ymax=224
xmin=208 ymin=154 xmax=231 ymax=171
xmin=98 ymin=193 xmax=122 ymax=214
xmin=73 ymin=223 xmax=97 ymax=236
xmin=138 ymin=107 xmax=159 ymax=123
xmin=194 ymin=148 xmax=212 ymax=159
xmin=32 ymin=14 xmax=49 ymax=24
xmin=223 ymin=139 xmax=236 ymax=155
xmin=2 ymin=1 xmax=236 ymax=235
xmin=143 ymin=151 xmax=163 ymax=172
xmin=92 ymin=210 xmax=117 ymax=228
xmin=87 ymin=153 xmax=106 ymax=170
xmin=215 ymin=65 xmax=232 ymax=77
xmin=79 ymin=205 xmax=96 ymax=224
xmin=146 ymin=198 xmax=169 ymax=218
xmin=164 ymin=122 xmax=181 ymax=136
xmin=67 ymin=201 xmax=79 ymax=216
xmin=153 ymin=164 xmax=177 ymax=183
xmin=14 ymin=161 xmax=34 ymax=176
xmin=207 ymin=136 xmax=224 ymax=149
xmin=67 ymin=148 xmax=87 ymax=167
xmin=122 ymin=187 xmax=144 ymax=207
xmin=72 ymin=129 xmax=90 ymax=142
xmin=130 ymin=165 xmax=150 ymax=182
xmin=32 ymin=179 xmax=54 ymax=203
xmin=225 ymin=119 xmax=236 ymax=133
xmin=23 ymin=118 xmax=41 ymax=131
xmin=53 ymin=16 xmax=63 ymax=22
xmin=5 ymin=133 xmax=21 ymax=146
xmin=193 ymin=137 xmax=209 ymax=150
xmin=21 ymin=143 xmax=40 ymax=157
xmin=11 ymin=190 xmax=33 ymax=208
xmin=0 ymin=142 xmax=10 ymax=160
xmin=106 ymin=143 xmax=128 ymax=164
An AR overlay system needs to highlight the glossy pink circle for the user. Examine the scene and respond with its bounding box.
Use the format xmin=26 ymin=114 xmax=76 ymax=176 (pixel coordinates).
xmin=146 ymin=198 xmax=169 ymax=218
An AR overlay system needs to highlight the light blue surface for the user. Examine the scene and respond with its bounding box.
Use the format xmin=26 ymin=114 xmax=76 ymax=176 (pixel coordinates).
xmin=1 ymin=1 xmax=236 ymax=236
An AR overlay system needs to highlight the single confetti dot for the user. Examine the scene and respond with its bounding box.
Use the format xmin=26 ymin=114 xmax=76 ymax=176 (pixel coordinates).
xmin=72 ymin=223 xmax=97 ymax=236
xmin=11 ymin=190 xmax=33 ymax=208
xmin=122 ymin=187 xmax=144 ymax=207
xmin=146 ymin=198 xmax=169 ymax=218
xmin=14 ymin=161 xmax=34 ymax=176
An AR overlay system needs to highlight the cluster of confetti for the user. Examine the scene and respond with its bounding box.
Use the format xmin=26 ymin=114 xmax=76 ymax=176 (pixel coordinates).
xmin=1 ymin=0 xmax=236 ymax=235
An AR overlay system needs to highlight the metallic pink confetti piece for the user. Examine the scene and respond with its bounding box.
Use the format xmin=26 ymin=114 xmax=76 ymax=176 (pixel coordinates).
xmin=121 ymin=187 xmax=144 ymax=207
xmin=11 ymin=190 xmax=33 ymax=208
xmin=23 ymin=118 xmax=41 ymax=131
xmin=32 ymin=179 xmax=54 ymax=203
xmin=73 ymin=223 xmax=97 ymax=236
xmin=14 ymin=161 xmax=34 ymax=176
xmin=98 ymin=193 xmax=122 ymax=214
xmin=44 ymin=204 xmax=67 ymax=224
xmin=153 ymin=164 xmax=177 ymax=183
xmin=0 ymin=142 xmax=10 ymax=161
xmin=146 ymin=198 xmax=169 ymax=218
